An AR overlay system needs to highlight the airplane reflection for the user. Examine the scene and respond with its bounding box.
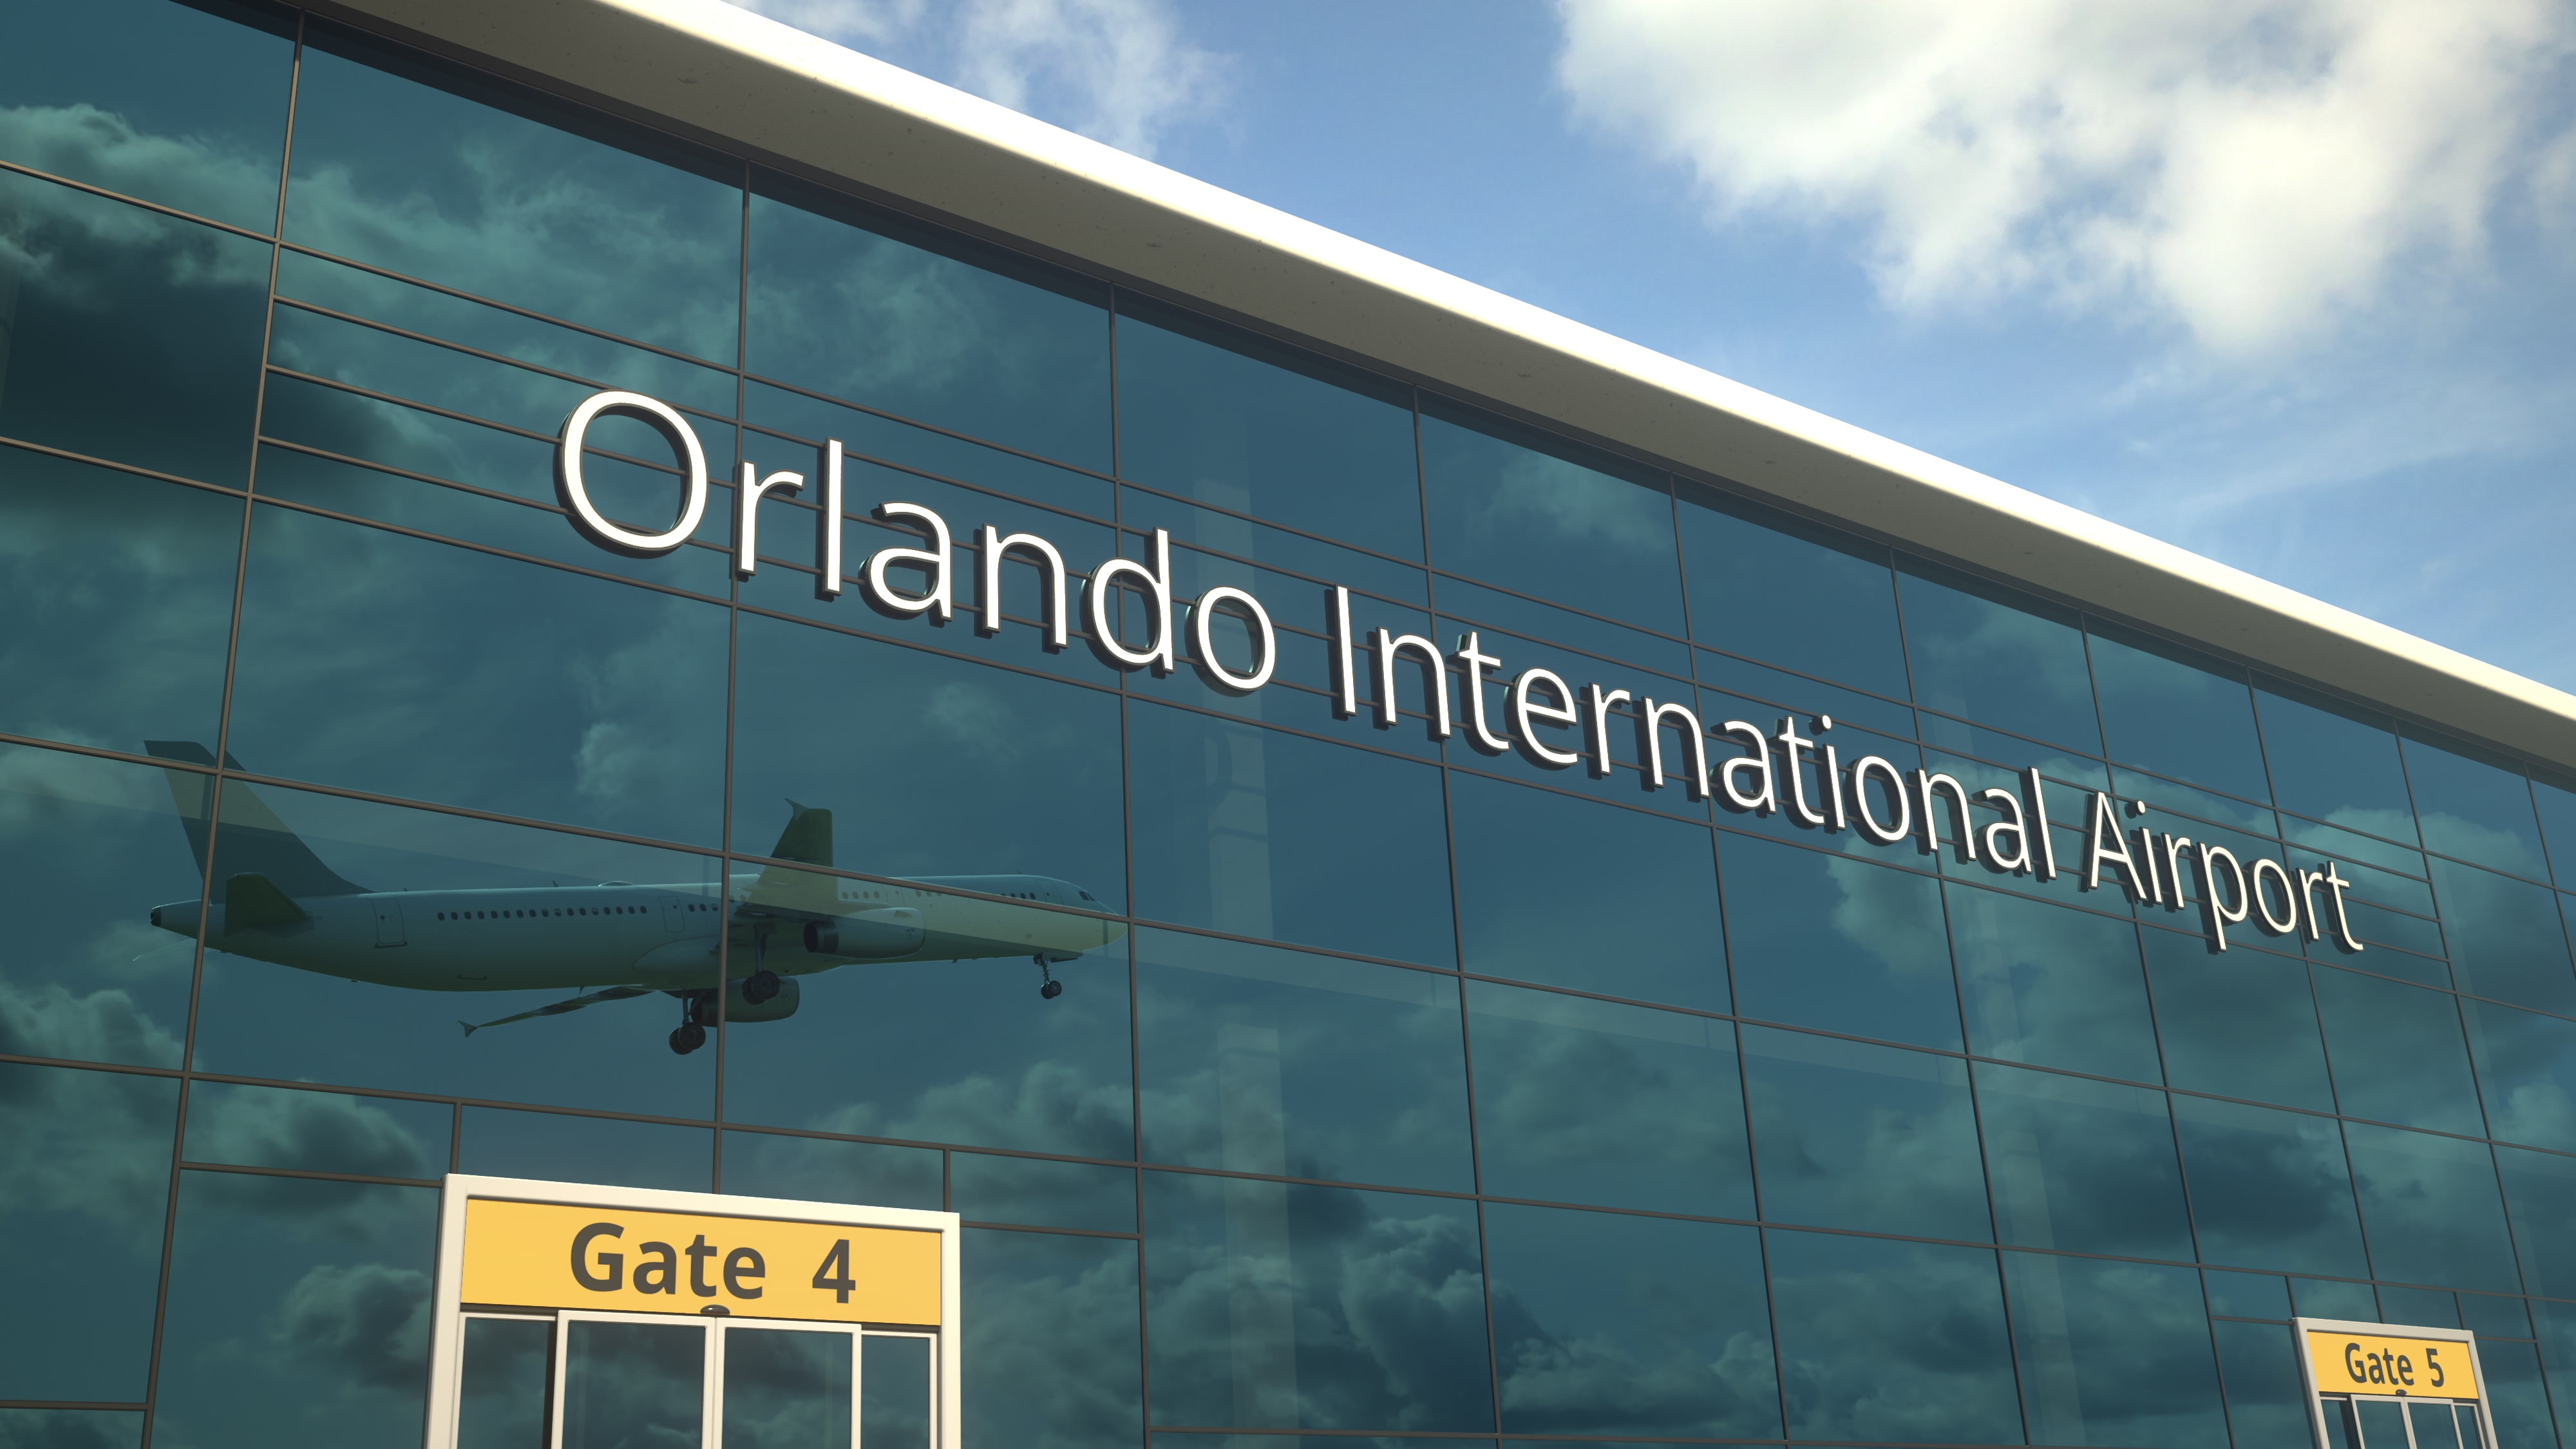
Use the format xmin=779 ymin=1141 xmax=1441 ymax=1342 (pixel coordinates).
xmin=140 ymin=743 xmax=1124 ymax=1054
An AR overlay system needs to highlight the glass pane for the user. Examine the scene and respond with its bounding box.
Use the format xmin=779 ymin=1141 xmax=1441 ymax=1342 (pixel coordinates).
xmin=457 ymin=1318 xmax=551 ymax=1449
xmin=2406 ymin=736 xmax=2546 ymax=880
xmin=2313 ymin=969 xmax=2486 ymax=1136
xmin=460 ymin=1106 xmax=712 ymax=1193
xmin=2257 ymin=683 xmax=2415 ymax=839
xmin=1975 ymin=1061 xmax=2192 ymax=1259
xmin=1949 ymin=886 xmax=2160 ymax=1082
xmin=2497 ymin=1146 xmax=2576 ymax=1301
xmin=2353 ymin=1397 xmax=2407 ymax=1449
xmin=860 ymin=1336 xmax=929 ymax=1449
xmin=1742 ymin=1026 xmax=1989 ymax=1240
xmin=2171 ymin=1095 xmax=2369 ymax=1277
xmin=0 ymin=450 xmax=242 ymax=755
xmin=2463 ymin=999 xmax=2576 ymax=1153
xmin=1482 ymin=1203 xmax=1778 ymax=1437
xmin=2203 ymin=1269 xmax=2292 ymax=1319
xmin=1137 ymin=929 xmax=1470 ymax=1192
xmin=1126 ymin=703 xmax=1455 ymax=967
xmin=2474 ymin=1341 xmax=2557 ymax=1449
xmin=184 ymin=1081 xmax=450 ymax=1178
xmin=749 ymin=180 xmax=1108 ymax=471
xmin=719 ymin=1133 xmax=943 ymax=1213
xmin=2087 ymin=624 xmax=2268 ymax=804
xmin=2142 ymin=927 xmax=2337 ymax=1111
xmin=1464 ymin=980 xmax=1752 ymax=1217
xmin=2211 ymin=1320 xmax=2306 ymax=1448
xmin=1721 ymin=836 xmax=1960 ymax=1049
xmin=0 ymin=168 xmax=270 ymax=485
xmin=2537 ymin=779 xmax=2576 ymax=889
xmin=151 ymin=1172 xmax=435 ymax=1448
xmin=1115 ymin=301 xmax=1420 ymax=556
xmin=0 ymin=0 xmax=293 ymax=231
xmin=2343 ymin=1124 xmax=2520 ymax=1294
xmin=1676 ymin=483 xmax=1908 ymax=698
xmin=2295 ymin=1277 xmax=2381 ymax=1320
xmin=1898 ymin=561 xmax=2102 ymax=755
xmin=0 ymin=1409 xmax=144 ymax=1449
xmin=1763 ymin=1228 xmax=2020 ymax=1444
xmin=1141 ymin=1171 xmax=1492 ymax=1429
xmin=723 ymin=1327 xmax=851 ymax=1449
xmin=1417 ymin=400 xmax=1681 ymax=634
xmin=564 ymin=1320 xmax=705 ymax=1449
xmin=1450 ymin=774 xmax=1726 ymax=1011
xmin=2005 ymin=1253 xmax=2226 ymax=1448
xmin=0 ymin=1063 xmax=176 ymax=1401
xmin=288 ymin=32 xmax=742 ymax=362
xmin=2434 ymin=859 xmax=2576 ymax=1013
xmin=962 ymin=1229 xmax=1140 ymax=1449
xmin=947 ymin=1153 xmax=1135 ymax=1232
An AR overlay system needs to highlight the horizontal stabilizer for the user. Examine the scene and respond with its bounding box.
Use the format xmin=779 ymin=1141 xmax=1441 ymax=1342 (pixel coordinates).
xmin=460 ymin=985 xmax=655 ymax=1036
xmin=223 ymin=872 xmax=309 ymax=932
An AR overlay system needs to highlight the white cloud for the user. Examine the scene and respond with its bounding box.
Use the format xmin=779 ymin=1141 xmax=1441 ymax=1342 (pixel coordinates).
xmin=1554 ymin=0 xmax=2576 ymax=354
xmin=728 ymin=0 xmax=1222 ymax=158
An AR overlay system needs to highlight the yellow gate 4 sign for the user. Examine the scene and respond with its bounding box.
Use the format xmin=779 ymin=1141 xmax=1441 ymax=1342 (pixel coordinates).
xmin=2306 ymin=1327 xmax=2478 ymax=1398
xmin=462 ymin=1197 xmax=942 ymax=1324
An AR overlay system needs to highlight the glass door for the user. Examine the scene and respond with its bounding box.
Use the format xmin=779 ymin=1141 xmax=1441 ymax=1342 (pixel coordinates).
xmin=2322 ymin=1396 xmax=2488 ymax=1449
xmin=451 ymin=1310 xmax=934 ymax=1449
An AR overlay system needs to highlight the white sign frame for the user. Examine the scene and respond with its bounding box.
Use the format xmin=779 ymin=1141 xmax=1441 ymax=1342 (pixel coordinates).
xmin=2294 ymin=1316 xmax=2497 ymax=1449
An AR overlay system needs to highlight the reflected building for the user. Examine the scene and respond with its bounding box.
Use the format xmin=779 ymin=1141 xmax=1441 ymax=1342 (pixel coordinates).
xmin=6 ymin=2 xmax=2576 ymax=1448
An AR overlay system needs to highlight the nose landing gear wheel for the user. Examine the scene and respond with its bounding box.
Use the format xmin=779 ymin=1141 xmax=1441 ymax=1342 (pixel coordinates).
xmin=670 ymin=1021 xmax=706 ymax=1054
xmin=1034 ymin=954 xmax=1063 ymax=999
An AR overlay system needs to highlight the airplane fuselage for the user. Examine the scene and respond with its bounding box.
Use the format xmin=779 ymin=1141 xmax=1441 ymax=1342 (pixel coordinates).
xmin=147 ymin=873 xmax=1123 ymax=992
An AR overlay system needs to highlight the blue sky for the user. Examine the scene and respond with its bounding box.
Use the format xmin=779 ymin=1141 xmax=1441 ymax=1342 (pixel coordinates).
xmin=735 ymin=0 xmax=2576 ymax=692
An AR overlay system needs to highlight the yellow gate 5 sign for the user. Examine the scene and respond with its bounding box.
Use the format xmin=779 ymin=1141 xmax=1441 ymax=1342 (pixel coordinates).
xmin=2306 ymin=1327 xmax=2477 ymax=1399
xmin=462 ymin=1197 xmax=943 ymax=1324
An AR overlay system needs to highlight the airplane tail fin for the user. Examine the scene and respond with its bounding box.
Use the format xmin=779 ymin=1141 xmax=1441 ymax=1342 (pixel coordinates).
xmin=770 ymin=800 xmax=833 ymax=866
xmin=144 ymin=742 xmax=370 ymax=898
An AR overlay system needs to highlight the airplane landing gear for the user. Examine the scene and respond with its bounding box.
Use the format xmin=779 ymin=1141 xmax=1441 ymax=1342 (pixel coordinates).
xmin=1035 ymin=955 xmax=1063 ymax=1000
xmin=668 ymin=991 xmax=713 ymax=1055
xmin=743 ymin=969 xmax=781 ymax=1005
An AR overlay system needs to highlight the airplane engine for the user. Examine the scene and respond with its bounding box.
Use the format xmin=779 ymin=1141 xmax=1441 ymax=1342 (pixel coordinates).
xmin=803 ymin=907 xmax=923 ymax=959
xmin=724 ymin=974 xmax=799 ymax=1022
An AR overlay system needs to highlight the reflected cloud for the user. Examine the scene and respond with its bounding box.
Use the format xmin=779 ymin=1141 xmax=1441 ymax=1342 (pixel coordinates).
xmin=963 ymin=1231 xmax=1142 ymax=1449
xmin=0 ymin=1057 xmax=175 ymax=1226
xmin=270 ymin=1262 xmax=431 ymax=1392
xmin=810 ymin=1056 xmax=1133 ymax=1161
xmin=0 ymin=978 xmax=181 ymax=1070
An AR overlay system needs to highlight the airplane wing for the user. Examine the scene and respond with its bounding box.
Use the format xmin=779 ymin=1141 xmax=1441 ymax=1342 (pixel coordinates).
xmin=459 ymin=985 xmax=656 ymax=1037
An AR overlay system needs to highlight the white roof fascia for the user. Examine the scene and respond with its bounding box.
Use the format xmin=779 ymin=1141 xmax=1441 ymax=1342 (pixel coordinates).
xmin=319 ymin=0 xmax=2576 ymax=772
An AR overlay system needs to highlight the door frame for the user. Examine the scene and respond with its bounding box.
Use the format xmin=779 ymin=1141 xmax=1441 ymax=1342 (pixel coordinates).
xmin=424 ymin=1173 xmax=960 ymax=1449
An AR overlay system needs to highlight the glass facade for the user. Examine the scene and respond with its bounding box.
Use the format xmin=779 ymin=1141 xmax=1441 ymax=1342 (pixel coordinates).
xmin=5 ymin=4 xmax=2576 ymax=1447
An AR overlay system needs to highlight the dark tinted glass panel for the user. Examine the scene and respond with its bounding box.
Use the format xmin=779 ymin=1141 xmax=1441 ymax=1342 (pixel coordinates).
xmin=2312 ymin=969 xmax=2485 ymax=1136
xmin=2258 ymin=683 xmax=2415 ymax=835
xmin=963 ymin=1229 xmax=1142 ymax=1449
xmin=2203 ymin=1268 xmax=2291 ymax=1318
xmin=2460 ymin=1292 xmax=2532 ymax=1340
xmin=2463 ymin=999 xmax=2576 ymax=1153
xmin=1418 ymin=401 xmax=1680 ymax=632
xmin=1722 ymin=837 xmax=1959 ymax=1049
xmin=226 ymin=507 xmax=727 ymax=844
xmin=0 ymin=0 xmax=291 ymax=231
xmin=2005 ymin=1253 xmax=2226 ymax=1448
xmin=2405 ymin=735 xmax=2546 ymax=878
xmin=1976 ymin=1062 xmax=2192 ymax=1259
xmin=948 ymin=1153 xmax=1135 ymax=1232
xmin=2342 ymin=1124 xmax=2518 ymax=1293
xmin=562 ymin=1320 xmax=701 ymax=1449
xmin=730 ymin=614 xmax=1127 ymax=906
xmin=289 ymin=33 xmax=740 ymax=361
xmin=460 ymin=1106 xmax=711 ymax=1192
xmin=0 ymin=169 xmax=268 ymax=484
xmin=2143 ymin=929 xmax=2336 ymax=1111
xmin=1442 ymin=576 xmax=1692 ymax=679
xmin=858 ymin=1334 xmax=927 ymax=1449
xmin=747 ymin=378 xmax=1113 ymax=522
xmin=2434 ymin=858 xmax=2576 ymax=1013
xmin=1674 ymin=483 xmax=1906 ymax=697
xmin=2171 ymin=1095 xmax=2368 ymax=1276
xmin=0 ymin=451 xmax=242 ymax=753
xmin=1743 ymin=1026 xmax=1988 ymax=1239
xmin=1951 ymin=886 xmax=2158 ymax=1081
xmin=187 ymin=782 xmax=721 ymax=1117
xmin=2211 ymin=1320 xmax=2308 ymax=1449
xmin=1484 ymin=1204 xmax=1777 ymax=1437
xmin=718 ymin=864 xmax=1133 ymax=1160
xmin=2477 ymin=1341 xmax=2558 ymax=1449
xmin=151 ymin=1173 xmax=436 ymax=1448
xmin=1450 ymin=775 xmax=1725 ymax=1010
xmin=717 ymin=1132 xmax=943 ymax=1211
xmin=2292 ymin=1275 xmax=2379 ymax=1320
xmin=1898 ymin=561 xmax=2101 ymax=754
xmin=0 ymin=1410 xmax=144 ymax=1449
xmin=749 ymin=182 xmax=1108 ymax=470
xmin=1116 ymin=302 xmax=1419 ymax=555
xmin=1128 ymin=703 xmax=1455 ymax=966
xmin=1764 ymin=1229 xmax=2020 ymax=1444
xmin=1142 ymin=1172 xmax=1492 ymax=1429
xmin=0 ymin=1062 xmax=176 ymax=1401
xmin=1137 ymin=930 xmax=1472 ymax=1192
xmin=724 ymin=1327 xmax=852 ymax=1449
xmin=183 ymin=1081 xmax=449 ymax=1178
xmin=1464 ymin=980 xmax=1751 ymax=1217
xmin=2497 ymin=1146 xmax=2576 ymax=1300
xmin=0 ymin=741 xmax=209 ymax=1069
xmin=2086 ymin=624 xmax=2268 ymax=802
xmin=2538 ymin=779 xmax=2576 ymax=887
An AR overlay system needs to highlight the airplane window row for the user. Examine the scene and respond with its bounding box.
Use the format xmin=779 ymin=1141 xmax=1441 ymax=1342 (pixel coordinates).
xmin=432 ymin=904 xmax=715 ymax=921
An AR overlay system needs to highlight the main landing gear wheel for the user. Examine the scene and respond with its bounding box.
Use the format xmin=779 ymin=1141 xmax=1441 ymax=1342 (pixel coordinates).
xmin=743 ymin=969 xmax=781 ymax=1005
xmin=670 ymin=1021 xmax=706 ymax=1054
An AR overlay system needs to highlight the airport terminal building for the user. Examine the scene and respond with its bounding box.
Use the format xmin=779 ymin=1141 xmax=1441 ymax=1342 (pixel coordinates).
xmin=14 ymin=3 xmax=2576 ymax=1448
